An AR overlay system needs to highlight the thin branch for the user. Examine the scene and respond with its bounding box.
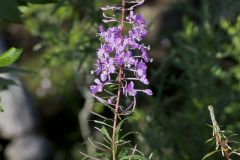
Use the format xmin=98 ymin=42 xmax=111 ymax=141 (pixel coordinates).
xmin=79 ymin=151 xmax=101 ymax=160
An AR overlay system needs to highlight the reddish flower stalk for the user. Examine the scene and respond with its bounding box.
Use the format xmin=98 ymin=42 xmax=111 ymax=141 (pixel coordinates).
xmin=111 ymin=2 xmax=125 ymax=159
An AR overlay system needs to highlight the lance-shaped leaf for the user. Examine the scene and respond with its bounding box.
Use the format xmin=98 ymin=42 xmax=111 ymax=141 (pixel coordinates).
xmin=0 ymin=48 xmax=22 ymax=67
xmin=202 ymin=150 xmax=221 ymax=160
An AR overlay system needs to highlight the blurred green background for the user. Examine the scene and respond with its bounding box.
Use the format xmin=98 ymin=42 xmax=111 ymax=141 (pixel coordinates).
xmin=1 ymin=0 xmax=240 ymax=160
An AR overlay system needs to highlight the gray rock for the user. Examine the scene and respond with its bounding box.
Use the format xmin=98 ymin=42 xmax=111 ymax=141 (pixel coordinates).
xmin=5 ymin=134 xmax=51 ymax=160
xmin=0 ymin=74 xmax=38 ymax=139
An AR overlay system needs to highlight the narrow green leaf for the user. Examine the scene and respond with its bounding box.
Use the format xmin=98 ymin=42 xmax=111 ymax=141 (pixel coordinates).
xmin=91 ymin=111 xmax=113 ymax=121
xmin=118 ymin=148 xmax=129 ymax=159
xmin=123 ymin=147 xmax=145 ymax=157
xmin=119 ymin=132 xmax=139 ymax=141
xmin=114 ymin=117 xmax=133 ymax=143
xmin=205 ymin=137 xmax=215 ymax=143
xmin=0 ymin=48 xmax=23 ymax=67
xmin=115 ymin=139 xmax=131 ymax=146
xmin=202 ymin=150 xmax=220 ymax=160
xmin=119 ymin=155 xmax=148 ymax=160
xmin=116 ymin=117 xmax=132 ymax=135
xmin=87 ymin=138 xmax=106 ymax=151
xmin=93 ymin=120 xmax=113 ymax=128
xmin=205 ymin=124 xmax=213 ymax=128
xmin=101 ymin=126 xmax=112 ymax=142
xmin=94 ymin=141 xmax=111 ymax=151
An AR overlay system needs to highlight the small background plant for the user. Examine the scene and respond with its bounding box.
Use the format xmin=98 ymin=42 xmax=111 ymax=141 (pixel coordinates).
xmin=203 ymin=106 xmax=240 ymax=160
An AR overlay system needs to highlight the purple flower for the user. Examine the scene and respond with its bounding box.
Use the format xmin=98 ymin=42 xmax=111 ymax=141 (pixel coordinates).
xmin=107 ymin=96 xmax=115 ymax=104
xmin=100 ymin=58 xmax=116 ymax=81
xmin=140 ymin=46 xmax=149 ymax=62
xmin=95 ymin=60 xmax=102 ymax=75
xmin=126 ymin=37 xmax=139 ymax=49
xmin=124 ymin=51 xmax=135 ymax=67
xmin=99 ymin=25 xmax=104 ymax=33
xmin=90 ymin=79 xmax=103 ymax=94
xmin=98 ymin=25 xmax=105 ymax=38
xmin=115 ymin=51 xmax=125 ymax=65
xmin=140 ymin=76 xmax=149 ymax=85
xmin=100 ymin=72 xmax=107 ymax=82
xmin=134 ymin=14 xmax=145 ymax=25
xmin=123 ymin=81 xmax=137 ymax=96
xmin=115 ymin=51 xmax=135 ymax=67
xmin=126 ymin=11 xmax=136 ymax=23
xmin=136 ymin=61 xmax=147 ymax=77
xmin=97 ymin=44 xmax=109 ymax=59
xmin=143 ymin=89 xmax=153 ymax=95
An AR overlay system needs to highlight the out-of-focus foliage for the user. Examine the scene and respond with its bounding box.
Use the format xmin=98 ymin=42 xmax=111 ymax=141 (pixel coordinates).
xmin=20 ymin=0 xmax=102 ymax=98
xmin=0 ymin=0 xmax=55 ymax=22
xmin=22 ymin=1 xmax=100 ymax=67
xmin=141 ymin=0 xmax=240 ymax=160
xmin=220 ymin=16 xmax=240 ymax=132
xmin=19 ymin=1 xmax=102 ymax=159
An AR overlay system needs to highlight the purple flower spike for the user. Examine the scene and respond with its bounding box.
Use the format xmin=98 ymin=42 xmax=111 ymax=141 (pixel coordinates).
xmin=91 ymin=8 xmax=153 ymax=100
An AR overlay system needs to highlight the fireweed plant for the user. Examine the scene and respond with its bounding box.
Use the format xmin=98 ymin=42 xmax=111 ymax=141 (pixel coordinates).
xmin=83 ymin=0 xmax=153 ymax=159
